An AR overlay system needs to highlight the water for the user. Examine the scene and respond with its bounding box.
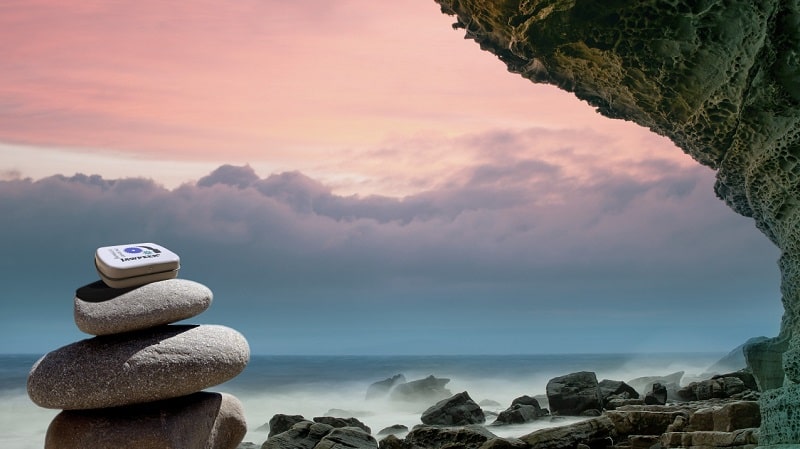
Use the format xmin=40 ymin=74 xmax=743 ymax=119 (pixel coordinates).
xmin=2 ymin=352 xmax=723 ymax=448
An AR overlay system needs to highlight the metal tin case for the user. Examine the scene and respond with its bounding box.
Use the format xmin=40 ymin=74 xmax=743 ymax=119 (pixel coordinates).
xmin=95 ymin=243 xmax=180 ymax=288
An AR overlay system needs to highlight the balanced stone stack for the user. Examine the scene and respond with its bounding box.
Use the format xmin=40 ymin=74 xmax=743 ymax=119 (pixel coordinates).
xmin=27 ymin=277 xmax=250 ymax=449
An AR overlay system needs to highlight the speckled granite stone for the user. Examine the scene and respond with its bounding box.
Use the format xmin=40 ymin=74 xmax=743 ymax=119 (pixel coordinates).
xmin=27 ymin=324 xmax=249 ymax=410
xmin=44 ymin=392 xmax=246 ymax=449
xmin=74 ymin=279 xmax=212 ymax=335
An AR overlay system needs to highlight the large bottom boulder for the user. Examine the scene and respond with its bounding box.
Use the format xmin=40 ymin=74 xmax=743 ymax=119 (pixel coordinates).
xmin=519 ymin=416 xmax=616 ymax=449
xmin=404 ymin=425 xmax=496 ymax=449
xmin=45 ymin=392 xmax=246 ymax=449
xmin=421 ymin=392 xmax=485 ymax=426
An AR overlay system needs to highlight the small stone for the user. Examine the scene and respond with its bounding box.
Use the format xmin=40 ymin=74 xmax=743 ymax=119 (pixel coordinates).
xmin=44 ymin=392 xmax=246 ymax=449
xmin=421 ymin=391 xmax=485 ymax=426
xmin=74 ymin=279 xmax=213 ymax=335
xmin=27 ymin=324 xmax=249 ymax=409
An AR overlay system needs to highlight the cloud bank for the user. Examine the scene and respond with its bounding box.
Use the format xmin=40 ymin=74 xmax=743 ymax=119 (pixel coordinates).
xmin=0 ymin=145 xmax=781 ymax=354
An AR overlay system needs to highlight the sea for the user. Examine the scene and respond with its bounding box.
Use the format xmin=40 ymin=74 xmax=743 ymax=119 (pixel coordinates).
xmin=1 ymin=352 xmax=724 ymax=448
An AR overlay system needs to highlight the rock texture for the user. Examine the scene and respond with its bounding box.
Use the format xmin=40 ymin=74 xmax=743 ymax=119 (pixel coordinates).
xmin=545 ymin=371 xmax=602 ymax=416
xmin=28 ymin=324 xmax=249 ymax=410
xmin=44 ymin=392 xmax=246 ymax=449
xmin=421 ymin=391 xmax=486 ymax=426
xmin=434 ymin=0 xmax=800 ymax=444
xmin=74 ymin=279 xmax=212 ymax=335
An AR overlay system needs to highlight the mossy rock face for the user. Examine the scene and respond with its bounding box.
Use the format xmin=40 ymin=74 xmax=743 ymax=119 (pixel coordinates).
xmin=434 ymin=0 xmax=800 ymax=444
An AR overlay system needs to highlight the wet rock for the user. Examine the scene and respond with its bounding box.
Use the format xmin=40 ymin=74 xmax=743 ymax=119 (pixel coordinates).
xmin=315 ymin=427 xmax=378 ymax=449
xmin=366 ymin=374 xmax=406 ymax=400
xmin=390 ymin=375 xmax=452 ymax=404
xmin=263 ymin=421 xmax=333 ymax=449
xmin=545 ymin=371 xmax=602 ymax=416
xmin=28 ymin=324 xmax=250 ymax=410
xmin=313 ymin=416 xmax=371 ymax=434
xmin=421 ymin=391 xmax=485 ymax=426
xmin=644 ymin=383 xmax=668 ymax=405
xmin=44 ymin=392 xmax=246 ymax=449
xmin=377 ymin=425 xmax=408 ymax=436
xmin=267 ymin=414 xmax=306 ymax=438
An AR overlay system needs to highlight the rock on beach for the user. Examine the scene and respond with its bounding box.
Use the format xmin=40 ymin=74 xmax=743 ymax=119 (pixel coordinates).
xmin=27 ymin=324 xmax=249 ymax=410
xmin=44 ymin=392 xmax=246 ymax=449
xmin=74 ymin=279 xmax=213 ymax=335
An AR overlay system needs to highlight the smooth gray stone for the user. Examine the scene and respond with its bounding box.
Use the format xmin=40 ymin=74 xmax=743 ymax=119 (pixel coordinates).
xmin=44 ymin=392 xmax=246 ymax=449
xmin=28 ymin=324 xmax=249 ymax=410
xmin=74 ymin=279 xmax=213 ymax=335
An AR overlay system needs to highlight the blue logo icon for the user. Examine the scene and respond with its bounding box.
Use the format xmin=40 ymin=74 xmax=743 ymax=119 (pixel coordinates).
xmin=124 ymin=247 xmax=143 ymax=254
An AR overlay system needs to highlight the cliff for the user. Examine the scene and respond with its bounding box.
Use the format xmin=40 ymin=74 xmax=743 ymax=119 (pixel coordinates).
xmin=434 ymin=0 xmax=800 ymax=445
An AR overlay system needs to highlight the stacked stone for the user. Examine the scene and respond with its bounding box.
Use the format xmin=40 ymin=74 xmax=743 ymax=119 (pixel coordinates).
xmin=27 ymin=278 xmax=250 ymax=449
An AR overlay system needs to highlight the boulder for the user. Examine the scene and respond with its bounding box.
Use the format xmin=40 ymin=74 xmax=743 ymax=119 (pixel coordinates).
xmin=27 ymin=324 xmax=250 ymax=410
xmin=313 ymin=416 xmax=371 ymax=434
xmin=519 ymin=415 xmax=615 ymax=449
xmin=390 ymin=375 xmax=452 ymax=403
xmin=545 ymin=371 xmax=602 ymax=416
xmin=74 ymin=279 xmax=212 ymax=335
xmin=710 ymin=401 xmax=760 ymax=432
xmin=267 ymin=414 xmax=306 ymax=438
xmin=314 ymin=427 xmax=378 ymax=449
xmin=366 ymin=374 xmax=406 ymax=399
xmin=644 ymin=383 xmax=667 ymax=405
xmin=377 ymin=434 xmax=404 ymax=449
xmin=676 ymin=377 xmax=748 ymax=401
xmin=598 ymin=379 xmax=640 ymax=407
xmin=44 ymin=392 xmax=246 ymax=449
xmin=405 ymin=424 xmax=496 ymax=449
xmin=263 ymin=421 xmax=333 ymax=449
xmin=376 ymin=425 xmax=408 ymax=436
xmin=421 ymin=391 xmax=485 ymax=426
xmin=492 ymin=397 xmax=548 ymax=426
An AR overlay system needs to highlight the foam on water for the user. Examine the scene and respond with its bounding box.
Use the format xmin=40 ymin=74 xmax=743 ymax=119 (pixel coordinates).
xmin=0 ymin=352 xmax=725 ymax=447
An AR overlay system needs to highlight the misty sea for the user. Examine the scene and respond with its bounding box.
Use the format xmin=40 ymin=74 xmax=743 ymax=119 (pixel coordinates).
xmin=2 ymin=352 xmax=724 ymax=448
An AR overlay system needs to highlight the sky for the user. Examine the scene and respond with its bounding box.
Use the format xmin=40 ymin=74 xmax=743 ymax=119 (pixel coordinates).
xmin=0 ymin=0 xmax=784 ymax=355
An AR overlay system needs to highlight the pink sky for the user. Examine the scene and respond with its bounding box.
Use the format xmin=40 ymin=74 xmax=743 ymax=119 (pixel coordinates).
xmin=0 ymin=0 xmax=694 ymax=195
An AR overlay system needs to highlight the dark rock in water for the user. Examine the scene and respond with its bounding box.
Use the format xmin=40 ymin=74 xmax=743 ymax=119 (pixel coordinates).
xmin=405 ymin=424 xmax=496 ymax=449
xmin=314 ymin=416 xmax=371 ymax=434
xmin=479 ymin=399 xmax=502 ymax=407
xmin=325 ymin=408 xmax=373 ymax=418
xmin=377 ymin=434 xmax=404 ymax=449
xmin=520 ymin=415 xmax=615 ymax=449
xmin=492 ymin=404 xmax=548 ymax=425
xmin=598 ymin=379 xmax=640 ymax=407
xmin=390 ymin=375 xmax=452 ymax=403
xmin=644 ymin=383 xmax=668 ymax=405
xmin=366 ymin=374 xmax=406 ymax=400
xmin=421 ymin=391 xmax=485 ymax=426
xmin=315 ymin=427 xmax=378 ymax=449
xmin=263 ymin=421 xmax=333 ymax=449
xmin=545 ymin=371 xmax=602 ymax=416
xmin=510 ymin=395 xmax=540 ymax=407
xmin=267 ymin=414 xmax=306 ymax=438
xmin=377 ymin=424 xmax=408 ymax=436
xmin=45 ymin=392 xmax=246 ymax=449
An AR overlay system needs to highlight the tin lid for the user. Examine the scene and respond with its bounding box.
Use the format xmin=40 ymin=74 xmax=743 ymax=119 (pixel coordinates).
xmin=95 ymin=243 xmax=180 ymax=281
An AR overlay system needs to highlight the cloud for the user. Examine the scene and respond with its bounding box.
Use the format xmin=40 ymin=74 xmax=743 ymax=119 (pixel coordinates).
xmin=0 ymin=129 xmax=784 ymax=353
